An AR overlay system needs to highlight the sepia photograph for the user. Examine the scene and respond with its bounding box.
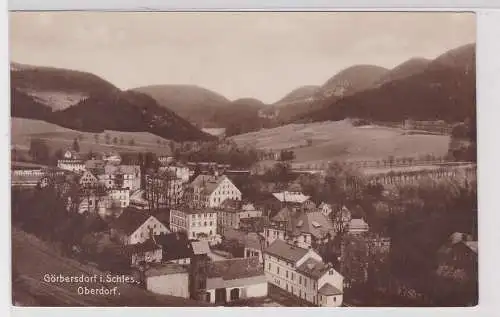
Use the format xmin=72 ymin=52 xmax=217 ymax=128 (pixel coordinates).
xmin=9 ymin=11 xmax=477 ymax=307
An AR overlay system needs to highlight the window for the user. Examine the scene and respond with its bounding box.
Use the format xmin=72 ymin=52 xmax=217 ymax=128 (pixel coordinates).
xmin=210 ymin=221 xmax=213 ymax=226
xmin=268 ymin=263 xmax=271 ymax=270
xmin=333 ymin=297 xmax=336 ymax=303
xmin=304 ymin=279 xmax=307 ymax=287
xmin=192 ymin=232 xmax=195 ymax=237
xmin=277 ymin=267 xmax=280 ymax=274
xmin=329 ymin=270 xmax=334 ymax=275
xmin=210 ymin=230 xmax=213 ymax=235
xmin=286 ymin=271 xmax=289 ymax=279
xmin=204 ymin=221 xmax=207 ymax=226
xmin=291 ymin=273 xmax=294 ymax=281
xmin=299 ymin=276 xmax=302 ymax=284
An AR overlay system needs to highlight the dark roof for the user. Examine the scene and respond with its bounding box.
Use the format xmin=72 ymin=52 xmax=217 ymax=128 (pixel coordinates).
xmin=145 ymin=263 xmax=188 ymax=277
xmin=124 ymin=238 xmax=161 ymax=255
xmin=271 ymin=209 xmax=335 ymax=239
xmin=220 ymin=199 xmax=243 ymax=211
xmin=264 ymin=239 xmax=308 ymax=264
xmin=110 ymin=209 xmax=151 ymax=235
xmin=318 ymin=283 xmax=343 ymax=296
xmin=155 ymin=232 xmax=194 ymax=261
xmin=206 ymin=256 xmax=263 ymax=280
xmin=296 ymin=258 xmax=330 ymax=280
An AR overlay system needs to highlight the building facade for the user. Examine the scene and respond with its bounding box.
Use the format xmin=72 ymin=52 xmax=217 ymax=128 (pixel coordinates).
xmin=170 ymin=208 xmax=218 ymax=242
xmin=264 ymin=239 xmax=344 ymax=307
xmin=187 ymin=175 xmax=242 ymax=209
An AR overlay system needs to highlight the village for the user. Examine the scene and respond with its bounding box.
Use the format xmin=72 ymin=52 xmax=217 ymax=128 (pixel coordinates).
xmin=11 ymin=133 xmax=478 ymax=307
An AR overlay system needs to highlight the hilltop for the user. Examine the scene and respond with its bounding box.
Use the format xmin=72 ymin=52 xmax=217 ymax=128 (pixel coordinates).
xmin=10 ymin=62 xmax=119 ymax=110
xmin=10 ymin=63 xmax=213 ymax=142
xmin=295 ymin=43 xmax=476 ymax=124
xmin=272 ymin=65 xmax=389 ymax=122
xmin=373 ymin=58 xmax=431 ymax=87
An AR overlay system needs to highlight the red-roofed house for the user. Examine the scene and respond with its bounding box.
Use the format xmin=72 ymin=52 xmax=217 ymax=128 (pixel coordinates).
xmin=264 ymin=239 xmax=344 ymax=307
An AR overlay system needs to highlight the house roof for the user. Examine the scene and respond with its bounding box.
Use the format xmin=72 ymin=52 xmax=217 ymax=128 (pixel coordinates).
xmin=271 ymin=209 xmax=335 ymax=239
xmin=296 ymin=258 xmax=330 ymax=280
xmin=220 ymin=199 xmax=242 ymax=211
xmin=223 ymin=228 xmax=263 ymax=250
xmin=264 ymin=239 xmax=308 ymax=264
xmin=110 ymin=209 xmax=152 ymax=235
xmin=272 ymin=191 xmax=310 ymax=204
xmin=145 ymin=263 xmax=188 ymax=277
xmin=191 ymin=240 xmax=210 ymax=255
xmin=206 ymin=275 xmax=267 ymax=290
xmin=155 ymin=232 xmax=194 ymax=261
xmin=464 ymin=241 xmax=478 ymax=254
xmin=124 ymin=238 xmax=161 ymax=255
xmin=206 ymin=256 xmax=263 ymax=281
xmin=318 ymin=283 xmax=343 ymax=296
xmin=85 ymin=160 xmax=105 ymax=170
xmin=241 ymin=203 xmax=257 ymax=211
xmin=349 ymin=218 xmax=369 ymax=230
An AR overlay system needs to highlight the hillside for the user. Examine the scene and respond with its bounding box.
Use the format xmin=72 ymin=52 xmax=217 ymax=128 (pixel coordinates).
xmin=10 ymin=62 xmax=119 ymax=110
xmin=12 ymin=228 xmax=208 ymax=306
xmin=273 ymin=65 xmax=389 ymax=122
xmin=11 ymin=118 xmax=176 ymax=158
xmin=274 ymin=85 xmax=320 ymax=106
xmin=374 ymin=58 xmax=431 ymax=87
xmin=296 ymin=43 xmax=476 ymax=124
xmin=230 ymin=120 xmax=450 ymax=164
xmin=10 ymin=63 xmax=213 ymax=142
xmin=132 ymin=84 xmax=231 ymax=127
xmin=49 ymin=90 xmax=214 ymax=142
xmin=11 ymin=87 xmax=52 ymax=120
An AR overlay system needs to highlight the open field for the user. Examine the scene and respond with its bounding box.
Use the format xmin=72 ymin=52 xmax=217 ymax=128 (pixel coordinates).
xmin=231 ymin=120 xmax=450 ymax=164
xmin=11 ymin=118 xmax=173 ymax=156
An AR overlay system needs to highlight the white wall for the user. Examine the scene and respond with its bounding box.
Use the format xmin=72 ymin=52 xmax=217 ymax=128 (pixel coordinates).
xmin=129 ymin=216 xmax=169 ymax=245
xmin=146 ymin=273 xmax=189 ymax=298
xmin=245 ymin=282 xmax=268 ymax=298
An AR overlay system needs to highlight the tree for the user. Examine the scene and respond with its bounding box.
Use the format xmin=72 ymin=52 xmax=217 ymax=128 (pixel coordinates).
xmin=105 ymin=134 xmax=111 ymax=145
xmin=119 ymin=137 xmax=124 ymax=145
xmin=94 ymin=134 xmax=100 ymax=144
xmin=112 ymin=137 xmax=118 ymax=145
xmin=128 ymin=138 xmax=135 ymax=146
xmin=29 ymin=138 xmax=50 ymax=164
xmin=72 ymin=138 xmax=80 ymax=152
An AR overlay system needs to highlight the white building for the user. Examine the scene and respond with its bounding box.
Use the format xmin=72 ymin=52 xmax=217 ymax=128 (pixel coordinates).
xmin=111 ymin=210 xmax=170 ymax=245
xmin=272 ymin=191 xmax=311 ymax=205
xmin=188 ymin=174 xmax=242 ymax=209
xmin=79 ymin=170 xmax=99 ymax=188
xmin=57 ymin=159 xmax=86 ymax=173
xmin=102 ymin=153 xmax=122 ymax=165
xmin=98 ymin=165 xmax=141 ymax=191
xmin=170 ymin=208 xmax=218 ymax=243
xmin=347 ymin=218 xmax=369 ymax=234
xmin=204 ymin=256 xmax=267 ymax=304
xmin=159 ymin=165 xmax=193 ymax=183
xmin=145 ymin=263 xmax=190 ymax=298
xmin=264 ymin=239 xmax=344 ymax=307
xmin=107 ymin=188 xmax=130 ymax=209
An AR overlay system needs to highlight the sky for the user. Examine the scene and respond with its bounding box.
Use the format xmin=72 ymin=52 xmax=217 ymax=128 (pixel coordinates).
xmin=10 ymin=12 xmax=475 ymax=103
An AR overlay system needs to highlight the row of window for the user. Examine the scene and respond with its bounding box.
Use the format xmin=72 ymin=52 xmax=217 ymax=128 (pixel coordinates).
xmin=190 ymin=213 xmax=216 ymax=219
xmin=267 ymin=262 xmax=317 ymax=289
xmin=191 ymin=221 xmax=214 ymax=227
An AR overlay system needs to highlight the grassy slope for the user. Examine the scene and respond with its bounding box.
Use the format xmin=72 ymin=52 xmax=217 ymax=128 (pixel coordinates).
xmin=12 ymin=228 xmax=209 ymax=306
xmin=11 ymin=118 xmax=173 ymax=156
xmin=230 ymin=120 xmax=450 ymax=163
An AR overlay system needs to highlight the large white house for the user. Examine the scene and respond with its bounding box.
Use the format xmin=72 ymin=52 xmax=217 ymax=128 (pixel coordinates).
xmin=264 ymin=239 xmax=344 ymax=307
xmin=57 ymin=159 xmax=86 ymax=173
xmin=187 ymin=174 xmax=242 ymax=208
xmin=111 ymin=209 xmax=170 ymax=245
xmin=98 ymin=165 xmax=141 ymax=191
xmin=169 ymin=207 xmax=218 ymax=243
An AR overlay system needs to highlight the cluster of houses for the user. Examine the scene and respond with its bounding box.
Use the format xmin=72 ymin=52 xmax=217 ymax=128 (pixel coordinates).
xmin=12 ymin=148 xmax=475 ymax=306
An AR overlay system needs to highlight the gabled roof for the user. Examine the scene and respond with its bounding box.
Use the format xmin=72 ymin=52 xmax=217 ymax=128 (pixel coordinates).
xmin=272 ymin=191 xmax=310 ymax=204
xmin=349 ymin=218 xmax=369 ymax=230
xmin=464 ymin=241 xmax=478 ymax=254
xmin=190 ymin=174 xmax=232 ymax=196
xmin=124 ymin=238 xmax=161 ymax=255
xmin=220 ymin=199 xmax=242 ymax=211
xmin=296 ymin=258 xmax=330 ymax=280
xmin=206 ymin=256 xmax=263 ymax=280
xmin=271 ymin=209 xmax=335 ymax=239
xmin=110 ymin=209 xmax=152 ymax=235
xmin=264 ymin=239 xmax=309 ymax=264
xmin=318 ymin=283 xmax=343 ymax=296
